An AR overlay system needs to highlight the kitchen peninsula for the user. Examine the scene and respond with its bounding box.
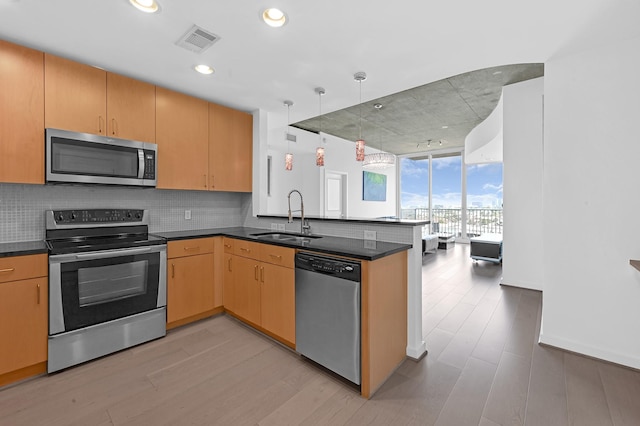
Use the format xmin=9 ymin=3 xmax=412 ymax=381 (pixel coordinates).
xmin=154 ymin=226 xmax=411 ymax=398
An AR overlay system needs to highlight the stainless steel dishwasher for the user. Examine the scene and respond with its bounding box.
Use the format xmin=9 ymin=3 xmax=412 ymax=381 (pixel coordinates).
xmin=295 ymin=252 xmax=361 ymax=385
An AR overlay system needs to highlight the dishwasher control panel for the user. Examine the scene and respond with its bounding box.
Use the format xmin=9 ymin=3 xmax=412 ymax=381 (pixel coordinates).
xmin=295 ymin=252 xmax=361 ymax=282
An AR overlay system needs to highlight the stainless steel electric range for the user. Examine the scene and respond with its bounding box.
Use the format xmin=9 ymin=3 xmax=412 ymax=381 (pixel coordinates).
xmin=45 ymin=209 xmax=167 ymax=373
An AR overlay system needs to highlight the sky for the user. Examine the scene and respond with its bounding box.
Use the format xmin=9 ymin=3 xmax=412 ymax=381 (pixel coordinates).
xmin=400 ymin=156 xmax=503 ymax=209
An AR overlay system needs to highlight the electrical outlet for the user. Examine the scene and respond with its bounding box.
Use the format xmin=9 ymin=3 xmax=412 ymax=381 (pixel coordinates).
xmin=363 ymin=230 xmax=377 ymax=240
xmin=277 ymin=223 xmax=286 ymax=231
xmin=184 ymin=210 xmax=191 ymax=220
xmin=271 ymin=223 xmax=278 ymax=230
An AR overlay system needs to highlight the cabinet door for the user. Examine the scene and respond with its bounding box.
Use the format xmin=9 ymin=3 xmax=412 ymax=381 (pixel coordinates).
xmin=167 ymin=253 xmax=215 ymax=324
xmin=156 ymin=87 xmax=209 ymax=190
xmin=0 ymin=277 xmax=48 ymax=376
xmin=233 ymin=255 xmax=261 ymax=325
xmin=44 ymin=53 xmax=107 ymax=134
xmin=106 ymin=73 xmax=156 ymax=143
xmin=0 ymin=41 xmax=44 ymax=184
xmin=208 ymin=102 xmax=253 ymax=192
xmin=223 ymin=253 xmax=236 ymax=312
xmin=260 ymin=263 xmax=295 ymax=344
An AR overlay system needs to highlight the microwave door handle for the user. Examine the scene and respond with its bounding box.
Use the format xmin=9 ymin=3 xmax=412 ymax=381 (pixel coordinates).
xmin=138 ymin=149 xmax=145 ymax=179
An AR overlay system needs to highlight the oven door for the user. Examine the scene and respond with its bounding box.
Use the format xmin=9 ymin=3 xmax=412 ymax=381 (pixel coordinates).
xmin=49 ymin=244 xmax=167 ymax=335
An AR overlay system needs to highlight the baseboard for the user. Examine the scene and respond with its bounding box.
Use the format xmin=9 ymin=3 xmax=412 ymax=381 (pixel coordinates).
xmin=539 ymin=332 xmax=640 ymax=371
xmin=500 ymin=278 xmax=542 ymax=291
xmin=406 ymin=340 xmax=427 ymax=360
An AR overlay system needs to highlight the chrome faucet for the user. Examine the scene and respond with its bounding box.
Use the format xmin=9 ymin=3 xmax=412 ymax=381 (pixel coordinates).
xmin=287 ymin=189 xmax=310 ymax=235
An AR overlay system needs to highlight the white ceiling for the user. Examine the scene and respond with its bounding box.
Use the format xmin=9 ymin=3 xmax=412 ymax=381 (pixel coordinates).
xmin=0 ymin=0 xmax=638 ymax=128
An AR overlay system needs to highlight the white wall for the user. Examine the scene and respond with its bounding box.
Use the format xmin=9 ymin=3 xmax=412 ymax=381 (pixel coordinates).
xmin=259 ymin=113 xmax=396 ymax=218
xmin=501 ymin=78 xmax=544 ymax=291
xmin=465 ymin=95 xmax=503 ymax=164
xmin=320 ymin=133 xmax=396 ymax=218
xmin=542 ymin=35 xmax=640 ymax=369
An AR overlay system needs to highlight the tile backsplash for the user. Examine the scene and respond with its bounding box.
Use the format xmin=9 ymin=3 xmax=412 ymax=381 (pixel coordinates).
xmin=0 ymin=183 xmax=250 ymax=243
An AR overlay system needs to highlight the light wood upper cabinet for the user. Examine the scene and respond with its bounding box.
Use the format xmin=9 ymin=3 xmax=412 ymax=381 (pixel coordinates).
xmin=208 ymin=102 xmax=253 ymax=192
xmin=44 ymin=54 xmax=156 ymax=142
xmin=0 ymin=254 xmax=48 ymax=385
xmin=106 ymin=73 xmax=155 ymax=142
xmin=156 ymin=87 xmax=209 ymax=190
xmin=44 ymin=53 xmax=107 ymax=135
xmin=0 ymin=40 xmax=44 ymax=184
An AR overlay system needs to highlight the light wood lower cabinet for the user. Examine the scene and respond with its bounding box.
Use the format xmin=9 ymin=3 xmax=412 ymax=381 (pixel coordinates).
xmin=167 ymin=237 xmax=221 ymax=329
xmin=0 ymin=254 xmax=48 ymax=387
xmin=259 ymin=262 xmax=295 ymax=344
xmin=223 ymin=238 xmax=295 ymax=346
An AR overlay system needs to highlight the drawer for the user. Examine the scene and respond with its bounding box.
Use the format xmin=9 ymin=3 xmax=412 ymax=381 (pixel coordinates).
xmin=259 ymin=244 xmax=294 ymax=268
xmin=233 ymin=239 xmax=261 ymax=260
xmin=222 ymin=237 xmax=234 ymax=254
xmin=0 ymin=253 xmax=47 ymax=283
xmin=167 ymin=237 xmax=214 ymax=259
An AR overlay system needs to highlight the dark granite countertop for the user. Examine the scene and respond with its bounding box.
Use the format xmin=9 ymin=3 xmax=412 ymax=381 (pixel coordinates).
xmin=0 ymin=240 xmax=49 ymax=258
xmin=152 ymin=227 xmax=412 ymax=261
xmin=257 ymin=215 xmax=429 ymax=227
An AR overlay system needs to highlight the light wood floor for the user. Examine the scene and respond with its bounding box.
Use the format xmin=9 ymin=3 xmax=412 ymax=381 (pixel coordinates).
xmin=2 ymin=244 xmax=639 ymax=425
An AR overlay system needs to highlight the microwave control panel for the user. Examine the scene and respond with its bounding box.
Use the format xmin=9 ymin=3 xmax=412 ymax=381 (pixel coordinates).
xmin=143 ymin=150 xmax=156 ymax=179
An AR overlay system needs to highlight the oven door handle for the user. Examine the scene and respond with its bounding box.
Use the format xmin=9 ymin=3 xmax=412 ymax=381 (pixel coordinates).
xmin=74 ymin=247 xmax=153 ymax=260
xmin=49 ymin=246 xmax=164 ymax=264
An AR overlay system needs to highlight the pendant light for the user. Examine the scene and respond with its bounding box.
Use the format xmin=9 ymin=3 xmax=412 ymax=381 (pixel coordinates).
xmin=284 ymin=100 xmax=294 ymax=171
xmin=315 ymin=87 xmax=326 ymax=167
xmin=363 ymin=103 xmax=396 ymax=169
xmin=354 ymin=72 xmax=367 ymax=161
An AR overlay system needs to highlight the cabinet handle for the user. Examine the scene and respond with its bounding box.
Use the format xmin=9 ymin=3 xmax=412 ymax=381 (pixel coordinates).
xmin=0 ymin=268 xmax=15 ymax=273
xmin=211 ymin=175 xmax=215 ymax=188
xmin=204 ymin=174 xmax=207 ymax=188
xmin=98 ymin=116 xmax=104 ymax=134
xmin=260 ymin=266 xmax=264 ymax=283
xmin=240 ymin=247 xmax=251 ymax=253
xmin=183 ymin=246 xmax=200 ymax=251
xmin=228 ymin=257 xmax=232 ymax=271
xmin=269 ymin=254 xmax=282 ymax=260
xmin=37 ymin=283 xmax=41 ymax=304
xmin=254 ymin=264 xmax=258 ymax=280
xmin=172 ymin=263 xmax=175 ymax=278
xmin=224 ymin=244 xmax=231 ymax=249
xmin=111 ymin=118 xmax=117 ymax=135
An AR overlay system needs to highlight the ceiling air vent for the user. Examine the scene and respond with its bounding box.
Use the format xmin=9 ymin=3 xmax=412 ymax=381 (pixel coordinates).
xmin=176 ymin=25 xmax=220 ymax=53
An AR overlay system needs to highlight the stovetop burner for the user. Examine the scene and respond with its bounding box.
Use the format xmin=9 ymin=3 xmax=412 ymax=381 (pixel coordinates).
xmin=45 ymin=209 xmax=165 ymax=255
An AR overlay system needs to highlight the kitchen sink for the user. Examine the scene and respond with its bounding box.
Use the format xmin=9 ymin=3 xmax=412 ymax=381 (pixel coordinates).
xmin=250 ymin=232 xmax=322 ymax=243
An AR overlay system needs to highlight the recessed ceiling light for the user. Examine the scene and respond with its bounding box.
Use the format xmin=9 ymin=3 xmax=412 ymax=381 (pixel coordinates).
xmin=262 ymin=8 xmax=287 ymax=27
xmin=194 ymin=64 xmax=214 ymax=75
xmin=129 ymin=0 xmax=160 ymax=13
xmin=493 ymin=70 xmax=503 ymax=75
xmin=442 ymin=125 xmax=449 ymax=129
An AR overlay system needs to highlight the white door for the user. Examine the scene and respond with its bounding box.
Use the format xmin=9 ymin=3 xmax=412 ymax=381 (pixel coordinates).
xmin=324 ymin=171 xmax=347 ymax=218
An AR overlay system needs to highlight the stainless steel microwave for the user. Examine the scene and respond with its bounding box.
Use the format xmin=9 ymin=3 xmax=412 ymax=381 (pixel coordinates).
xmin=46 ymin=128 xmax=157 ymax=187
